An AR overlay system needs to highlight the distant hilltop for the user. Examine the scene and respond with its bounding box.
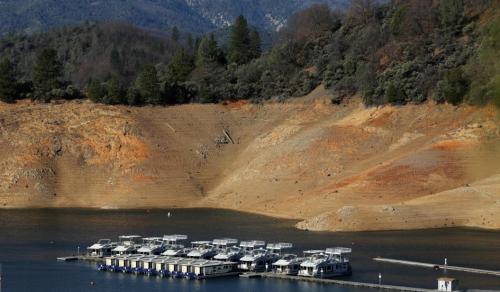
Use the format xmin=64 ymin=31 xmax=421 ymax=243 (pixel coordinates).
xmin=0 ymin=0 xmax=350 ymax=35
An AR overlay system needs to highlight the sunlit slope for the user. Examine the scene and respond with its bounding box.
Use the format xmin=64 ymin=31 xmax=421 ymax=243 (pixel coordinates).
xmin=0 ymin=87 xmax=498 ymax=231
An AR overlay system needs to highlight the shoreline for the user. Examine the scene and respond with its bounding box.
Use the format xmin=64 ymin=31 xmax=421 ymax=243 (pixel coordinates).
xmin=1 ymin=206 xmax=500 ymax=233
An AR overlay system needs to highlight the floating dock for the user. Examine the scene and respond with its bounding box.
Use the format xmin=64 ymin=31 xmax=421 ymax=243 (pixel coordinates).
xmin=374 ymin=257 xmax=500 ymax=277
xmin=57 ymin=255 xmax=104 ymax=263
xmin=243 ymin=273 xmax=434 ymax=292
xmin=56 ymin=256 xmax=79 ymax=262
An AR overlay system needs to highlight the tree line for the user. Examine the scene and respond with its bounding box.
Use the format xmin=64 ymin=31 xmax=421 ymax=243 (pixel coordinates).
xmin=0 ymin=1 xmax=499 ymax=107
xmin=0 ymin=16 xmax=261 ymax=105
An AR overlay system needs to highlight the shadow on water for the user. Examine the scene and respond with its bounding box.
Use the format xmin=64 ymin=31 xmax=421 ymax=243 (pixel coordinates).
xmin=0 ymin=208 xmax=499 ymax=292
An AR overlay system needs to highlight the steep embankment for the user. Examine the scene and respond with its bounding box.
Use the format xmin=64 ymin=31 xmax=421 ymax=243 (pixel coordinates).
xmin=1 ymin=87 xmax=499 ymax=231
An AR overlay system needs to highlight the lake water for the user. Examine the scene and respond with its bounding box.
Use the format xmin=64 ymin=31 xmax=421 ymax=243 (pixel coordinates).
xmin=0 ymin=209 xmax=499 ymax=292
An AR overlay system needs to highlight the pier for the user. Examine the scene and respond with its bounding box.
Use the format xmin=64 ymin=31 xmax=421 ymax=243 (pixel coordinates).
xmin=57 ymin=255 xmax=104 ymax=263
xmin=240 ymin=272 xmax=434 ymax=292
xmin=374 ymin=257 xmax=500 ymax=277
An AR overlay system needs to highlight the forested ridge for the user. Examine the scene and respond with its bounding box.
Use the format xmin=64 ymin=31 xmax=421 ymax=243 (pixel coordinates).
xmin=0 ymin=0 xmax=499 ymax=107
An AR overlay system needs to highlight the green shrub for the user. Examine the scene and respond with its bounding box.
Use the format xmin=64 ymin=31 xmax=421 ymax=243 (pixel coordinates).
xmin=434 ymin=67 xmax=468 ymax=105
xmin=385 ymin=82 xmax=406 ymax=104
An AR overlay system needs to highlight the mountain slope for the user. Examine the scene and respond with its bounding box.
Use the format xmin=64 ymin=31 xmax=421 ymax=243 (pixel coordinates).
xmin=0 ymin=87 xmax=498 ymax=232
xmin=0 ymin=0 xmax=350 ymax=35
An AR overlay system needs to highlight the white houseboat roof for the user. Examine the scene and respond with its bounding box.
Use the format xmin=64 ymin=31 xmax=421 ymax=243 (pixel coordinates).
xmin=240 ymin=250 xmax=270 ymax=262
xmin=163 ymin=234 xmax=188 ymax=241
xmin=213 ymin=238 xmax=238 ymax=245
xmin=325 ymin=247 xmax=352 ymax=255
xmin=142 ymin=237 xmax=163 ymax=241
xmin=267 ymin=243 xmax=293 ymax=250
xmin=162 ymin=248 xmax=185 ymax=256
xmin=273 ymin=255 xmax=304 ymax=266
xmin=191 ymin=241 xmax=212 ymax=245
xmin=303 ymin=250 xmax=325 ymax=255
xmin=113 ymin=245 xmax=137 ymax=252
xmin=240 ymin=240 xmax=266 ymax=248
xmin=87 ymin=239 xmax=113 ymax=249
xmin=119 ymin=235 xmax=142 ymax=239
xmin=137 ymin=245 xmax=160 ymax=253
xmin=300 ymin=254 xmax=331 ymax=267
xmin=190 ymin=260 xmax=237 ymax=268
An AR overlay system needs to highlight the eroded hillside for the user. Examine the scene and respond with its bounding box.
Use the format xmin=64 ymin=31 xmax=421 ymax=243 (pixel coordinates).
xmin=1 ymin=87 xmax=499 ymax=232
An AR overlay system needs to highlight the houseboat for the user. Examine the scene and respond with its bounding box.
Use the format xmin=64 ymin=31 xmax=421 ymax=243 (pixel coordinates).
xmin=298 ymin=248 xmax=352 ymax=278
xmin=154 ymin=257 xmax=173 ymax=278
xmin=100 ymin=256 xmax=120 ymax=272
xmin=168 ymin=258 xmax=194 ymax=278
xmin=267 ymin=242 xmax=293 ymax=255
xmin=239 ymin=240 xmax=266 ymax=252
xmin=187 ymin=241 xmax=217 ymax=259
xmin=238 ymin=248 xmax=280 ymax=272
xmin=161 ymin=234 xmax=188 ymax=257
xmin=213 ymin=246 xmax=244 ymax=261
xmin=112 ymin=235 xmax=142 ymax=255
xmin=118 ymin=254 xmax=143 ymax=273
xmin=140 ymin=256 xmax=160 ymax=276
xmin=130 ymin=256 xmax=146 ymax=274
xmin=185 ymin=260 xmax=239 ymax=279
xmin=212 ymin=238 xmax=241 ymax=261
xmin=272 ymin=254 xmax=304 ymax=275
xmin=137 ymin=237 xmax=165 ymax=255
xmin=212 ymin=238 xmax=238 ymax=249
xmin=87 ymin=239 xmax=116 ymax=257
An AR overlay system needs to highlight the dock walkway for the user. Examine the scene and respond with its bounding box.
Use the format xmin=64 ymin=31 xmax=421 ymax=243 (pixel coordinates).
xmin=240 ymin=272 xmax=434 ymax=291
xmin=57 ymin=256 xmax=104 ymax=263
xmin=374 ymin=257 xmax=500 ymax=277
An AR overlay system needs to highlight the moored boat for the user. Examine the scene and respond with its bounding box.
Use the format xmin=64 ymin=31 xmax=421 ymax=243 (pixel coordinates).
xmin=298 ymin=248 xmax=352 ymax=278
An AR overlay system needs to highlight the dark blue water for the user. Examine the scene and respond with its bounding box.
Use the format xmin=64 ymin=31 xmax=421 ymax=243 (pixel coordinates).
xmin=0 ymin=209 xmax=499 ymax=292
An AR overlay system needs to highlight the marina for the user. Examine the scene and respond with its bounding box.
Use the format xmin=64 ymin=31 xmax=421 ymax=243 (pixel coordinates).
xmin=56 ymin=232 xmax=487 ymax=291
xmin=80 ymin=234 xmax=354 ymax=280
xmin=3 ymin=209 xmax=500 ymax=292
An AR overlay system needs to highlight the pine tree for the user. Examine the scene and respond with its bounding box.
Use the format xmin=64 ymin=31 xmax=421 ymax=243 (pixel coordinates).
xmin=105 ymin=76 xmax=123 ymax=104
xmin=110 ymin=48 xmax=122 ymax=73
xmin=167 ymin=48 xmax=194 ymax=83
xmin=196 ymin=33 xmax=218 ymax=67
xmin=229 ymin=15 xmax=251 ymax=65
xmin=127 ymin=87 xmax=143 ymax=106
xmin=136 ymin=64 xmax=161 ymax=104
xmin=0 ymin=59 xmax=18 ymax=103
xmin=439 ymin=0 xmax=464 ymax=29
xmin=186 ymin=33 xmax=194 ymax=52
xmin=249 ymin=29 xmax=262 ymax=59
xmin=87 ymin=79 xmax=104 ymax=103
xmin=32 ymin=48 xmax=62 ymax=101
xmin=171 ymin=26 xmax=180 ymax=42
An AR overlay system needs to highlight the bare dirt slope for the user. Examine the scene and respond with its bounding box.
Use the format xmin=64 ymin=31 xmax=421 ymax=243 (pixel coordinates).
xmin=1 ymin=87 xmax=499 ymax=231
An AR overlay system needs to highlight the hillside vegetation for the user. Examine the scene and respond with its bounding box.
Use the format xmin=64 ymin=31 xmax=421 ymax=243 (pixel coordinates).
xmin=0 ymin=0 xmax=499 ymax=108
xmin=0 ymin=22 xmax=181 ymax=87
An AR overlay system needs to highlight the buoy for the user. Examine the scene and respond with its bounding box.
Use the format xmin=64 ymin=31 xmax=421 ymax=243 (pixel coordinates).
xmin=90 ymin=281 xmax=95 ymax=286
xmin=167 ymin=212 xmax=171 ymax=218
